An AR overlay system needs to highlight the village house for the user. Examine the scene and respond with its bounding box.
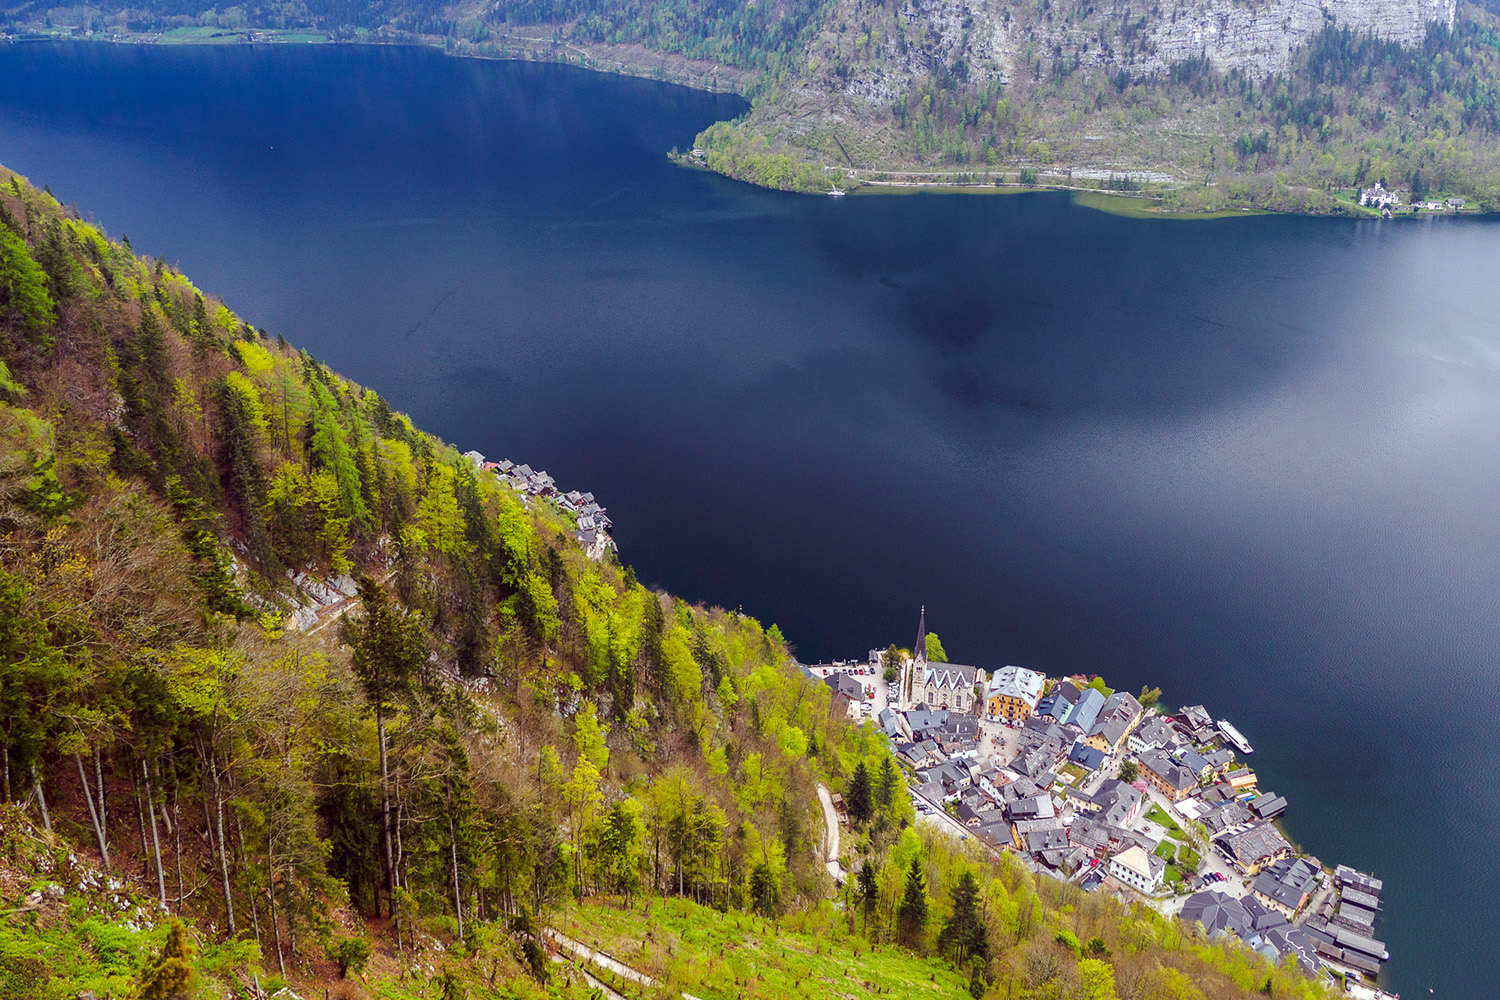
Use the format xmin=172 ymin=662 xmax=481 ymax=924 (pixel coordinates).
xmin=1084 ymin=691 xmax=1144 ymax=753
xmin=1358 ymin=181 xmax=1402 ymax=210
xmin=1108 ymin=844 xmax=1165 ymax=894
xmin=1138 ymin=748 xmax=1198 ymax=802
xmin=1126 ymin=716 xmax=1177 ymax=755
xmin=1215 ymin=822 xmax=1292 ymax=874
xmin=1067 ymin=687 xmax=1106 ymax=734
xmin=1035 ymin=681 xmax=1080 ymax=723
xmin=1252 ymin=856 xmax=1322 ymax=918
xmin=986 ymin=665 xmax=1045 ymax=722
xmin=821 ymin=671 xmax=865 ymax=719
xmin=1171 ymin=704 xmax=1216 ymax=744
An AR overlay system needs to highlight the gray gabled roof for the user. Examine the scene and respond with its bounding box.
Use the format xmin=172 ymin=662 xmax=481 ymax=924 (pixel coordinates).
xmin=1181 ymin=889 xmax=1252 ymax=938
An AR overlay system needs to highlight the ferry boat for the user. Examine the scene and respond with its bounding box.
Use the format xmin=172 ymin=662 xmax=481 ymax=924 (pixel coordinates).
xmin=1216 ymin=719 xmax=1254 ymax=755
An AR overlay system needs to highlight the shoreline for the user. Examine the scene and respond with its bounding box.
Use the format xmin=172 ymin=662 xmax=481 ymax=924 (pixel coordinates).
xmin=10 ymin=31 xmax=1493 ymax=220
xmin=874 ymin=659 xmax=1395 ymax=990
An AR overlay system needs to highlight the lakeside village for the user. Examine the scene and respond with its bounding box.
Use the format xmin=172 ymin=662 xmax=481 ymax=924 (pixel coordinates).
xmin=460 ymin=449 xmax=617 ymax=561
xmin=803 ymin=611 xmax=1395 ymax=999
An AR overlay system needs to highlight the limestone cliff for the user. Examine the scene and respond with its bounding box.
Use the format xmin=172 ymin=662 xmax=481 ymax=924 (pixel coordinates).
xmin=828 ymin=0 xmax=1456 ymax=112
xmin=1131 ymin=0 xmax=1456 ymax=76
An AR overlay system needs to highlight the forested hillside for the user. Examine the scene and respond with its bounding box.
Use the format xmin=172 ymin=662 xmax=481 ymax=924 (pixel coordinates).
xmin=10 ymin=0 xmax=1500 ymax=210
xmin=0 ymin=166 xmax=1335 ymax=999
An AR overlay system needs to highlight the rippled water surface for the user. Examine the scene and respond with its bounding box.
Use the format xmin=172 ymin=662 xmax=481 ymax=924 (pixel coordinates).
xmin=4 ymin=41 xmax=1498 ymax=996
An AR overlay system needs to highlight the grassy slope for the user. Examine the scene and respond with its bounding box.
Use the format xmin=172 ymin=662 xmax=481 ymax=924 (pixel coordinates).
xmin=554 ymin=897 xmax=970 ymax=1000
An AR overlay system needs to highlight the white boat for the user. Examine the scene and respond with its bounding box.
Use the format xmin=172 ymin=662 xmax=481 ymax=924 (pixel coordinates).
xmin=1216 ymin=719 xmax=1254 ymax=755
xmin=828 ymin=187 xmax=846 ymax=197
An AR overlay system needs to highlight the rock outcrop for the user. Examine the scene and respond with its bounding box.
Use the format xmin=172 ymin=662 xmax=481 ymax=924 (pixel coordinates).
xmin=1141 ymin=0 xmax=1457 ymax=76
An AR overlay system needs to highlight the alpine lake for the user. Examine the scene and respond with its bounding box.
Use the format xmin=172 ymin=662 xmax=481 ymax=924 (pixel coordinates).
xmin=4 ymin=40 xmax=1499 ymax=997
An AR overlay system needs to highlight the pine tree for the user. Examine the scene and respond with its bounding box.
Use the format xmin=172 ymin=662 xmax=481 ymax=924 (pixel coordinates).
xmin=138 ymin=919 xmax=195 ymax=1000
xmin=937 ymin=869 xmax=989 ymax=966
xmin=750 ymin=862 xmax=780 ymax=918
xmin=896 ymin=855 xmax=929 ymax=949
xmin=875 ymin=755 xmax=898 ymax=809
xmin=847 ymin=760 xmax=873 ymax=825
xmin=857 ymin=860 xmax=879 ymax=932
xmin=342 ymin=578 xmax=430 ymax=917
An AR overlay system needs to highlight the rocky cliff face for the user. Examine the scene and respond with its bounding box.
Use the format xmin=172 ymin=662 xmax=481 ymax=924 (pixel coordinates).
xmin=1139 ymin=0 xmax=1457 ymax=76
xmin=826 ymin=0 xmax=1457 ymax=111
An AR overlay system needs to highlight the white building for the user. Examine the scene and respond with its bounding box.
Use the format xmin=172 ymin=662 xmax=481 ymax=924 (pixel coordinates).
xmin=1109 ymin=845 xmax=1166 ymax=894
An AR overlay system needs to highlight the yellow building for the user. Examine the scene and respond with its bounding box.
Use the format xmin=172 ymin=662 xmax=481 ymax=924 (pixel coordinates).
xmin=986 ymin=666 xmax=1045 ymax=722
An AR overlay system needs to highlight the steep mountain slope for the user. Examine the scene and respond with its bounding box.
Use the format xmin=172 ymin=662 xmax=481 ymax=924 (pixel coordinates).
xmin=0 ymin=166 xmax=1336 ymax=1000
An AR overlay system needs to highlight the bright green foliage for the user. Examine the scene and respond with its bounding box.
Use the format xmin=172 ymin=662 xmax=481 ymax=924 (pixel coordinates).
xmin=0 ymin=224 xmax=54 ymax=342
xmin=1077 ymin=958 xmax=1120 ymax=1000
xmin=0 ymin=166 xmax=1331 ymax=1000
xmin=924 ymin=632 xmax=947 ymax=663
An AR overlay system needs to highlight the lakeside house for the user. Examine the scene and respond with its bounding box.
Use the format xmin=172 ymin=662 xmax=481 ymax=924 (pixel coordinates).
xmin=987 ymin=665 xmax=1045 ymax=721
xmin=1358 ymin=181 xmax=1402 ymax=210
xmin=1214 ymin=822 xmax=1292 ymax=874
xmin=1252 ymin=856 xmax=1321 ymax=918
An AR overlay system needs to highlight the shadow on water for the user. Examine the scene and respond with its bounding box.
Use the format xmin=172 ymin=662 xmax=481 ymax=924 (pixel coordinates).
xmin=6 ymin=42 xmax=1500 ymax=998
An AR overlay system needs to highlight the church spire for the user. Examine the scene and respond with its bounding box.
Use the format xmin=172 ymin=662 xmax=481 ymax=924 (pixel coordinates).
xmin=915 ymin=605 xmax=927 ymax=666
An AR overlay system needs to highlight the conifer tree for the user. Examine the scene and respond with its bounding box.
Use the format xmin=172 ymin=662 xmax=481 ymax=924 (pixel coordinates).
xmin=857 ymin=860 xmax=879 ymax=932
xmin=896 ymin=855 xmax=929 ymax=949
xmin=138 ymin=919 xmax=195 ymax=1000
xmin=847 ymin=760 xmax=873 ymax=825
xmin=938 ymin=869 xmax=989 ymax=967
xmin=875 ymin=755 xmax=897 ymax=809
xmin=343 ymin=578 xmax=430 ymax=917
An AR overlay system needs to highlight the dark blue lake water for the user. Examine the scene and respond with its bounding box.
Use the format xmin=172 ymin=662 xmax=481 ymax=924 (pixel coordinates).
xmin=2 ymin=40 xmax=1493 ymax=996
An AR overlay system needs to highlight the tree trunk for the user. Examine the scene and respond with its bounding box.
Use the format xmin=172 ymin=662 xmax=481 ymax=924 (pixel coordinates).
xmin=133 ymin=773 xmax=149 ymax=878
xmin=94 ymin=749 xmax=106 ymax=836
xmin=30 ymin=761 xmax=50 ymax=831
xmin=376 ymin=703 xmax=394 ymax=918
xmin=448 ymin=807 xmax=464 ymax=941
xmin=142 ymin=760 xmax=166 ymax=906
xmin=76 ymin=755 xmax=111 ymax=870
xmin=236 ymin=817 xmax=262 ymax=950
xmin=267 ymin=825 xmax=285 ymax=977
xmin=171 ymin=773 xmax=184 ymax=915
xmin=208 ymin=741 xmax=237 ymax=936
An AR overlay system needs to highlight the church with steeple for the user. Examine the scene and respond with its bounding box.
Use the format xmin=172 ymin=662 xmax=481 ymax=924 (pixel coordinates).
xmin=907 ymin=606 xmax=982 ymax=714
